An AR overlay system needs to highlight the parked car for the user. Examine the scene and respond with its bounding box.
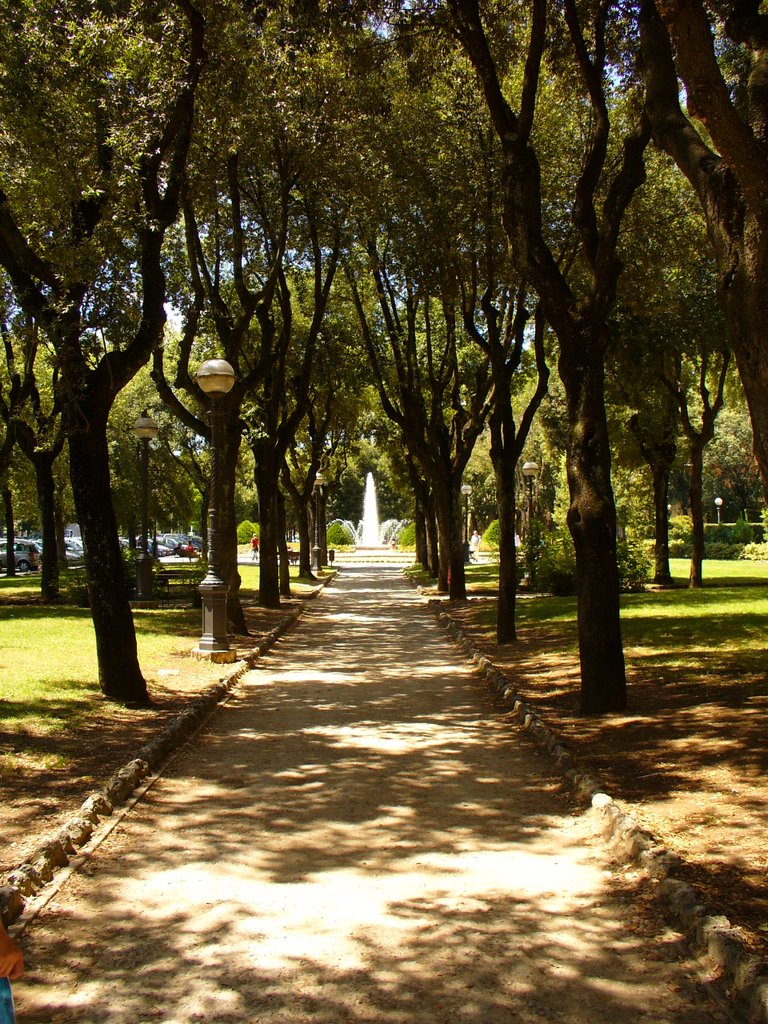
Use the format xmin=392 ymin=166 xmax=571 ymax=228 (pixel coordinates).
xmin=160 ymin=534 xmax=186 ymax=549
xmin=0 ymin=540 xmax=41 ymax=572
xmin=65 ymin=540 xmax=85 ymax=562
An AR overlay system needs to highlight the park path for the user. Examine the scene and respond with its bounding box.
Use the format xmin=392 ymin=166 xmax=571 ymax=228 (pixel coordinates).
xmin=14 ymin=567 xmax=724 ymax=1023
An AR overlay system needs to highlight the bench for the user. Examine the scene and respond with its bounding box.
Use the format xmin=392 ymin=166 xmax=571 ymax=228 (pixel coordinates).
xmin=156 ymin=567 xmax=201 ymax=605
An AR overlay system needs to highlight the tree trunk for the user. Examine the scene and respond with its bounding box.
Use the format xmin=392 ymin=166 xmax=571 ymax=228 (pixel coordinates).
xmin=491 ymin=414 xmax=519 ymax=643
xmin=425 ymin=497 xmax=440 ymax=579
xmin=435 ymin=481 xmax=467 ymax=600
xmin=652 ymin=465 xmax=673 ymax=586
xmin=255 ymin=446 xmax=281 ymax=609
xmin=219 ymin=418 xmax=247 ymax=635
xmin=414 ymin=501 xmax=428 ymax=572
xmin=68 ymin=424 xmax=148 ymax=705
xmin=2 ymin=486 xmax=14 ymax=578
xmin=277 ymin=489 xmax=291 ymax=598
xmin=561 ymin=340 xmax=626 ymax=713
xmin=297 ymin=501 xmax=313 ymax=578
xmin=32 ymin=451 xmax=61 ymax=602
xmin=688 ymin=445 xmax=705 ymax=589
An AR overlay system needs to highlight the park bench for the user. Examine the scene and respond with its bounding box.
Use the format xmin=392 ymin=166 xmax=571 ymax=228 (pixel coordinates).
xmin=156 ymin=567 xmax=201 ymax=606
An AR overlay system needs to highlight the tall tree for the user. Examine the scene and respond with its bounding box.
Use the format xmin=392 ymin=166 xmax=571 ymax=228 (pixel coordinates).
xmin=0 ymin=317 xmax=65 ymax=601
xmin=639 ymin=0 xmax=768 ymax=500
xmin=447 ymin=0 xmax=651 ymax=712
xmin=0 ymin=0 xmax=205 ymax=702
xmin=157 ymin=2 xmax=349 ymax=613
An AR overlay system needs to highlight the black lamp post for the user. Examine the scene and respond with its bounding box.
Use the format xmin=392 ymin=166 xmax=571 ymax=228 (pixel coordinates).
xmin=522 ymin=461 xmax=539 ymax=533
xmin=461 ymin=483 xmax=472 ymax=563
xmin=313 ymin=471 xmax=324 ymax=572
xmin=715 ymin=496 xmax=723 ymax=524
xmin=195 ymin=358 xmax=236 ymax=657
xmin=133 ymin=411 xmax=159 ymax=602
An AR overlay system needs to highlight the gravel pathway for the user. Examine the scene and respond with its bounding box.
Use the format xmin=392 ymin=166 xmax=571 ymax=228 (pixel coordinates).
xmin=13 ymin=567 xmax=730 ymax=1022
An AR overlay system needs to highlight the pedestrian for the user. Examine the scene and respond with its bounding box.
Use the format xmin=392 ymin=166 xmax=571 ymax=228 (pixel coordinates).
xmin=0 ymin=923 xmax=23 ymax=981
xmin=250 ymin=533 xmax=259 ymax=561
xmin=469 ymin=530 xmax=481 ymax=560
xmin=0 ymin=921 xmax=23 ymax=1024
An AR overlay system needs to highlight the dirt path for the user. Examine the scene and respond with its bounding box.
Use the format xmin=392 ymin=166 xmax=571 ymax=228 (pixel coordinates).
xmin=12 ymin=568 xmax=732 ymax=1023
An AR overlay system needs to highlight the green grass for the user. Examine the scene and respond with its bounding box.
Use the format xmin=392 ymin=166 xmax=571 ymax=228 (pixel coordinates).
xmin=0 ymin=562 xmax=323 ymax=745
xmin=417 ymin=557 xmax=768 ymax=675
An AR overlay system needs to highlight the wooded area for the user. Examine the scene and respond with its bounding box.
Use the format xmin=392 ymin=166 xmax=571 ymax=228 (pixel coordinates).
xmin=0 ymin=0 xmax=766 ymax=716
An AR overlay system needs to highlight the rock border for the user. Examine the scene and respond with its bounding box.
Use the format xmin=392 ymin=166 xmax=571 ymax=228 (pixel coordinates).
xmin=427 ymin=598 xmax=768 ymax=1024
xmin=0 ymin=579 xmax=334 ymax=931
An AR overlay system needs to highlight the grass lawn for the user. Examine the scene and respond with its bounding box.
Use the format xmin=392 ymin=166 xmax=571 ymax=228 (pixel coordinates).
xmin=0 ymin=562 xmax=322 ymax=749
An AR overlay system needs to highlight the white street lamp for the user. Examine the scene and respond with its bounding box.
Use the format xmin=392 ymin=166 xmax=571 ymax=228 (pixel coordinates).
xmin=133 ymin=411 xmax=159 ymax=603
xmin=522 ymin=461 xmax=539 ymax=528
xmin=195 ymin=358 xmax=236 ymax=657
xmin=461 ymin=483 xmax=472 ymax=562
xmin=313 ymin=471 xmax=325 ymax=572
xmin=714 ymin=496 xmax=723 ymax=525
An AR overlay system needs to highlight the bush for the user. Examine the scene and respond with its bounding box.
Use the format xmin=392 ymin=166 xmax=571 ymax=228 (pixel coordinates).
xmin=732 ymin=517 xmax=759 ymax=544
xmin=703 ymin=542 xmax=742 ymax=560
xmin=237 ymin=520 xmax=259 ymax=544
xmin=327 ymin=521 xmax=354 ymax=546
xmin=531 ymin=528 xmax=651 ymax=595
xmin=740 ymin=541 xmax=768 ymax=561
xmin=616 ymin=539 xmax=653 ymax=591
xmin=398 ymin=522 xmax=416 ymax=548
xmin=63 ymin=547 xmax=137 ymax=606
xmin=536 ymin=528 xmax=577 ymax=595
xmin=62 ymin=567 xmax=90 ymax=607
xmin=482 ymin=520 xmax=500 ymax=551
xmin=669 ymin=514 xmax=692 ymax=547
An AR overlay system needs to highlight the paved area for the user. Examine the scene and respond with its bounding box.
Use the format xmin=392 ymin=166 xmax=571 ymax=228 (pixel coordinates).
xmin=13 ymin=567 xmax=729 ymax=1022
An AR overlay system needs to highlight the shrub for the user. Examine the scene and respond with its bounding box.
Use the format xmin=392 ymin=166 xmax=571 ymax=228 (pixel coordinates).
xmin=398 ymin=522 xmax=416 ymax=548
xmin=669 ymin=514 xmax=692 ymax=547
xmin=533 ymin=528 xmax=651 ymax=595
xmin=740 ymin=541 xmax=768 ymax=561
xmin=327 ymin=521 xmax=354 ymax=546
xmin=536 ymin=527 xmax=577 ymax=595
xmin=732 ymin=516 xmax=757 ymax=544
xmin=237 ymin=520 xmax=259 ymax=544
xmin=482 ymin=520 xmax=500 ymax=551
xmin=62 ymin=567 xmax=90 ymax=607
xmin=616 ymin=538 xmax=653 ymax=591
xmin=703 ymin=542 xmax=742 ymax=560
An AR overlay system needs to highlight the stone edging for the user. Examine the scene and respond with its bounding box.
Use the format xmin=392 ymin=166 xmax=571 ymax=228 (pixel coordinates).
xmin=0 ymin=579 xmax=333 ymax=930
xmin=427 ymin=598 xmax=768 ymax=1024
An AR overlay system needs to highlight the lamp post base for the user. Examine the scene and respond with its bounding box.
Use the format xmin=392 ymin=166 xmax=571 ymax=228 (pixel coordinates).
xmin=197 ymin=574 xmax=231 ymax=655
xmin=191 ymin=646 xmax=239 ymax=664
xmin=135 ymin=551 xmax=155 ymax=603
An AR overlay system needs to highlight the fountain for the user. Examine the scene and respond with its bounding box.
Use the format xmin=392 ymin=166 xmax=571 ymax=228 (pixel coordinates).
xmin=328 ymin=473 xmax=406 ymax=550
xmin=361 ymin=472 xmax=381 ymax=547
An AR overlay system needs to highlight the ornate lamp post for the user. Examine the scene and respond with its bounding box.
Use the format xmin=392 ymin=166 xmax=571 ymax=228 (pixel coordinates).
xmin=313 ymin=471 xmax=324 ymax=572
xmin=195 ymin=358 xmax=236 ymax=658
xmin=461 ymin=483 xmax=472 ymax=563
xmin=133 ymin=411 xmax=159 ymax=602
xmin=715 ymin=496 xmax=723 ymax=525
xmin=522 ymin=461 xmax=539 ymax=533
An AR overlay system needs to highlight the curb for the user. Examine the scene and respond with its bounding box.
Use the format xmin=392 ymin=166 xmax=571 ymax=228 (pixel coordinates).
xmin=427 ymin=599 xmax=768 ymax=1023
xmin=0 ymin=581 xmax=332 ymax=931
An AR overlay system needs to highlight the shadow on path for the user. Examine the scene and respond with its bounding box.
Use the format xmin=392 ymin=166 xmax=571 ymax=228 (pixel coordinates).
xmin=16 ymin=568 xmax=729 ymax=1023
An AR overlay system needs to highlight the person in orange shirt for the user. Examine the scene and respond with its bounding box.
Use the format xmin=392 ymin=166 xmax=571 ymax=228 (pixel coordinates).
xmin=0 ymin=923 xmax=23 ymax=980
